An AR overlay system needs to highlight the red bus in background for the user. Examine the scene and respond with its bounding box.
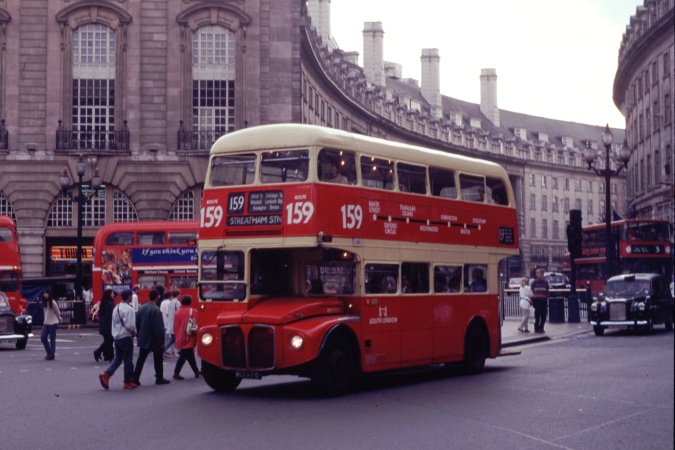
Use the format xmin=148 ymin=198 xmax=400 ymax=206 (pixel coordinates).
xmin=91 ymin=221 xmax=198 ymax=305
xmin=0 ymin=215 xmax=27 ymax=314
xmin=564 ymin=219 xmax=673 ymax=293
xmin=196 ymin=124 xmax=520 ymax=395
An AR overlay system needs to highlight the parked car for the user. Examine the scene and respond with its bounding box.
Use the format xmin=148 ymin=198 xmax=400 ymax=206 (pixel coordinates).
xmin=544 ymin=272 xmax=570 ymax=289
xmin=590 ymin=273 xmax=674 ymax=336
xmin=507 ymin=277 xmax=522 ymax=289
xmin=0 ymin=291 xmax=33 ymax=349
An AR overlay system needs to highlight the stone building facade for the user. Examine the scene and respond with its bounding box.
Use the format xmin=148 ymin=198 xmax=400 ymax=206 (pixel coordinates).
xmin=0 ymin=0 xmax=626 ymax=285
xmin=613 ymin=0 xmax=674 ymax=224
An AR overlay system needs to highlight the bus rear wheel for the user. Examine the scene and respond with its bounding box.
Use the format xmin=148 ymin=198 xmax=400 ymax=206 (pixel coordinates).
xmin=201 ymin=361 xmax=242 ymax=393
xmin=463 ymin=324 xmax=487 ymax=374
xmin=311 ymin=336 xmax=355 ymax=397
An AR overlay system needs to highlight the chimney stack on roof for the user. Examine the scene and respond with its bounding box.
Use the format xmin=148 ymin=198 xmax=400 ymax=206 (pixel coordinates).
xmin=363 ymin=21 xmax=385 ymax=86
xmin=307 ymin=0 xmax=332 ymax=48
xmin=480 ymin=68 xmax=499 ymax=127
xmin=421 ymin=48 xmax=442 ymax=118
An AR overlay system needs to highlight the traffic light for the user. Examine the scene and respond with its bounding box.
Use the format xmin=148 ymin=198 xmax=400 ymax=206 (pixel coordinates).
xmin=567 ymin=209 xmax=582 ymax=259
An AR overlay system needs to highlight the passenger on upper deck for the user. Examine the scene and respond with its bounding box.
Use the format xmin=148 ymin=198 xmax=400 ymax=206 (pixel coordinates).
xmin=319 ymin=155 xmax=348 ymax=184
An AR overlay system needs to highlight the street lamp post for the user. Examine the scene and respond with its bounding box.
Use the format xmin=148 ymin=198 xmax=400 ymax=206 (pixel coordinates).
xmin=583 ymin=124 xmax=632 ymax=281
xmin=60 ymin=155 xmax=102 ymax=324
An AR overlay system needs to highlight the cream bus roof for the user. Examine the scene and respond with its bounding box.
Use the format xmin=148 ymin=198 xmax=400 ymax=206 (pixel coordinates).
xmin=210 ymin=124 xmax=508 ymax=179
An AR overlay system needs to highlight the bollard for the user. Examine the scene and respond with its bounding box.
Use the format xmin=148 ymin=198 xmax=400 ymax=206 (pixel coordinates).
xmin=548 ymin=297 xmax=565 ymax=323
xmin=567 ymin=293 xmax=580 ymax=323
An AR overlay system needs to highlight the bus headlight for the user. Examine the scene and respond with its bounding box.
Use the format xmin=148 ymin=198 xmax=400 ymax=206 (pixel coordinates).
xmin=590 ymin=303 xmax=598 ymax=312
xmin=637 ymin=302 xmax=646 ymax=312
xmin=290 ymin=334 xmax=304 ymax=350
xmin=201 ymin=332 xmax=214 ymax=346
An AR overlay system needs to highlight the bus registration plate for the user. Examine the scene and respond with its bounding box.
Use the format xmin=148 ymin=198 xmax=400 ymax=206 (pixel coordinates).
xmin=235 ymin=371 xmax=261 ymax=380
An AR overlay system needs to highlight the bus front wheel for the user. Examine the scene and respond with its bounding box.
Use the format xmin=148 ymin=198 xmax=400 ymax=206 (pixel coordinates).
xmin=463 ymin=324 xmax=487 ymax=374
xmin=311 ymin=335 xmax=355 ymax=397
xmin=593 ymin=325 xmax=605 ymax=336
xmin=201 ymin=361 xmax=242 ymax=393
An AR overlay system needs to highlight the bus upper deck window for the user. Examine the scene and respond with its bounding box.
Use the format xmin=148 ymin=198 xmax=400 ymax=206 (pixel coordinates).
xmin=318 ymin=149 xmax=356 ymax=184
xmin=486 ymin=177 xmax=509 ymax=205
xmin=138 ymin=232 xmax=165 ymax=245
xmin=261 ymin=150 xmax=309 ymax=184
xmin=429 ymin=167 xmax=456 ymax=198
xmin=459 ymin=174 xmax=485 ymax=202
xmin=210 ymin=154 xmax=256 ymax=187
xmin=361 ymin=156 xmax=393 ymax=190
xmin=105 ymin=232 xmax=134 ymax=246
xmin=168 ymin=232 xmax=198 ymax=245
xmin=397 ymin=163 xmax=427 ymax=194
xmin=0 ymin=227 xmax=11 ymax=242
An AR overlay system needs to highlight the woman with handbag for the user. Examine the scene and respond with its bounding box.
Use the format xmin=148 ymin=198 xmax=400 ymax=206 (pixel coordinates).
xmin=172 ymin=295 xmax=200 ymax=380
xmin=518 ymin=277 xmax=533 ymax=332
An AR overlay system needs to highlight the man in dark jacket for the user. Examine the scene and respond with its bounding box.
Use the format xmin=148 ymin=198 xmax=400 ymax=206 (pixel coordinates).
xmin=132 ymin=289 xmax=170 ymax=385
xmin=530 ymin=268 xmax=550 ymax=333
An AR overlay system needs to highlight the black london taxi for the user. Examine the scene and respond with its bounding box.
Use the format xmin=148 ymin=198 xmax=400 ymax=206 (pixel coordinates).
xmin=0 ymin=291 xmax=33 ymax=349
xmin=590 ymin=273 xmax=674 ymax=336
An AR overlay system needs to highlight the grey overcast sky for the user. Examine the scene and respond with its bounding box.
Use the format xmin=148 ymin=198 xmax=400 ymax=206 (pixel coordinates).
xmin=330 ymin=0 xmax=641 ymax=129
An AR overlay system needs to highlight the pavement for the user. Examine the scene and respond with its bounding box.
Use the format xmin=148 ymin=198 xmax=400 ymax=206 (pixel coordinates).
xmin=502 ymin=316 xmax=592 ymax=347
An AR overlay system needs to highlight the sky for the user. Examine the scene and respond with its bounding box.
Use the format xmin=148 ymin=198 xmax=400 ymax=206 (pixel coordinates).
xmin=330 ymin=0 xmax=642 ymax=128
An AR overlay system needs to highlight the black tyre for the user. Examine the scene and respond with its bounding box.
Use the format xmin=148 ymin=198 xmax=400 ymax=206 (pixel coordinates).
xmin=463 ymin=324 xmax=487 ymax=374
xmin=665 ymin=320 xmax=673 ymax=331
xmin=201 ymin=361 xmax=242 ymax=393
xmin=593 ymin=325 xmax=605 ymax=336
xmin=644 ymin=318 xmax=654 ymax=335
xmin=15 ymin=338 xmax=28 ymax=350
xmin=311 ymin=335 xmax=355 ymax=397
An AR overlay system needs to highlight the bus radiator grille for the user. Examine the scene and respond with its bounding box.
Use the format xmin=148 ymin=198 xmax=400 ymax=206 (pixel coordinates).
xmin=220 ymin=327 xmax=246 ymax=369
xmin=248 ymin=326 xmax=275 ymax=370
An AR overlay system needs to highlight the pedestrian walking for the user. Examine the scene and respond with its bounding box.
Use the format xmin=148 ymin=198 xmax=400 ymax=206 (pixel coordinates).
xmin=530 ymin=268 xmax=550 ymax=333
xmin=99 ymin=290 xmax=138 ymax=390
xmin=132 ymin=289 xmax=170 ymax=385
xmin=131 ymin=284 xmax=140 ymax=312
xmin=517 ymin=277 xmax=533 ymax=332
xmin=94 ymin=288 xmax=116 ymax=362
xmin=39 ymin=289 xmax=61 ymax=360
xmin=164 ymin=289 xmax=180 ymax=357
xmin=172 ymin=295 xmax=200 ymax=380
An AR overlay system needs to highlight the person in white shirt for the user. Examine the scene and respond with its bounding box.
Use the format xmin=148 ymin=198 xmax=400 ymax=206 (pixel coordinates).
xmin=99 ymin=289 xmax=137 ymax=390
xmin=131 ymin=285 xmax=140 ymax=312
xmin=163 ymin=289 xmax=181 ymax=357
xmin=518 ymin=277 xmax=533 ymax=332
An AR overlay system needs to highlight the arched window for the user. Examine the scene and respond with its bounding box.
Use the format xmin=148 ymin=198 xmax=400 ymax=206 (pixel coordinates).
xmin=177 ymin=4 xmax=251 ymax=151
xmin=56 ymin=3 xmax=131 ymax=152
xmin=47 ymin=186 xmax=107 ymax=227
xmin=193 ymin=26 xmax=236 ymax=137
xmin=72 ymin=24 xmax=116 ymax=150
xmin=169 ymin=189 xmax=199 ymax=221
xmin=112 ymin=190 xmax=138 ymax=222
xmin=0 ymin=192 xmax=16 ymax=219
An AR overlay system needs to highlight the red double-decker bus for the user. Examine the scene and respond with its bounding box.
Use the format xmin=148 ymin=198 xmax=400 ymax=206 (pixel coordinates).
xmin=563 ymin=219 xmax=673 ymax=293
xmin=195 ymin=124 xmax=519 ymax=395
xmin=0 ymin=215 xmax=26 ymax=314
xmin=91 ymin=221 xmax=198 ymax=305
